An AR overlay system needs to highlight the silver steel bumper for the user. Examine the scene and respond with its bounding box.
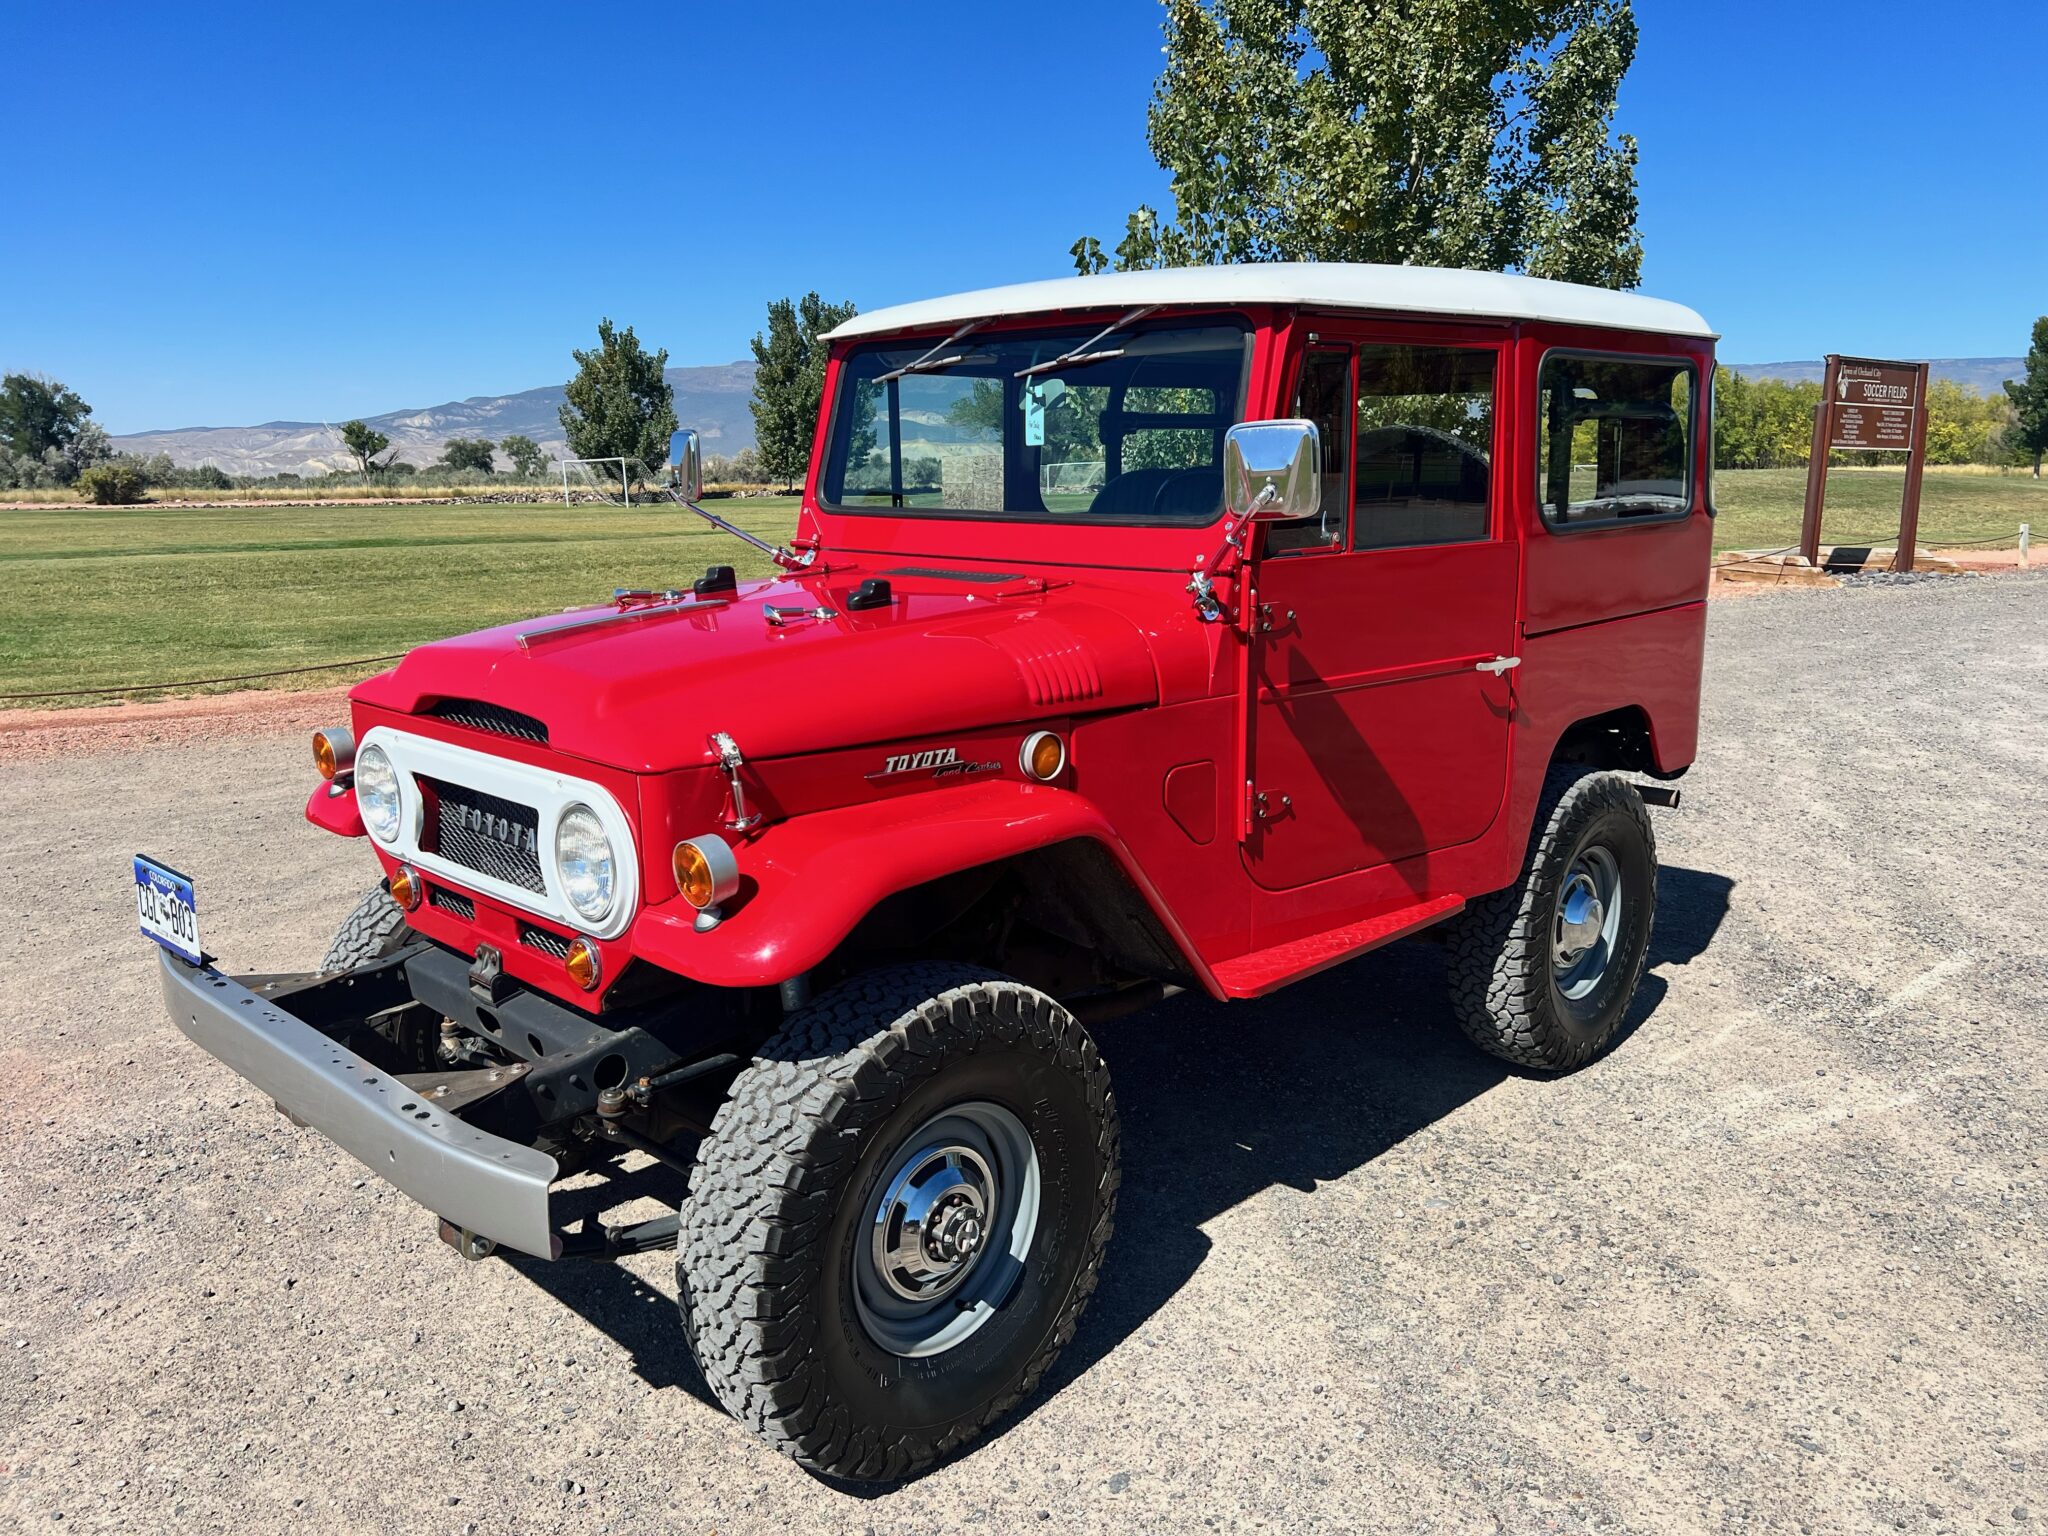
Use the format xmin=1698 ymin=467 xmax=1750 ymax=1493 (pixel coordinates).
xmin=158 ymin=949 xmax=560 ymax=1257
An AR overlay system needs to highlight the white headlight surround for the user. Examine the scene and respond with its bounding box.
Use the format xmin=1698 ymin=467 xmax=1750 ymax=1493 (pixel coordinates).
xmin=554 ymin=802 xmax=616 ymax=925
xmin=355 ymin=743 xmax=402 ymax=843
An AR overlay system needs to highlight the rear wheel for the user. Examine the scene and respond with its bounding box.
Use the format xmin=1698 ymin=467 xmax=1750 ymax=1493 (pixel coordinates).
xmin=677 ymin=964 xmax=1118 ymax=1481
xmin=321 ymin=883 xmax=411 ymax=971
xmin=1448 ymin=768 xmax=1657 ymax=1071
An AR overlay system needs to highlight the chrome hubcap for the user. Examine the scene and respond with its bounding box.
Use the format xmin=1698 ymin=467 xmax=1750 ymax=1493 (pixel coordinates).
xmin=853 ymin=1102 xmax=1041 ymax=1358
xmin=870 ymin=1145 xmax=995 ymax=1302
xmin=1553 ymin=845 xmax=1623 ymax=1003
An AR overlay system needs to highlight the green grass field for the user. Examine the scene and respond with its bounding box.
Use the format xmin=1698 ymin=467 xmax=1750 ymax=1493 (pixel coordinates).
xmin=1711 ymin=466 xmax=2045 ymax=553
xmin=3 ymin=471 xmax=2042 ymax=706
xmin=0 ymin=499 xmax=802 ymax=705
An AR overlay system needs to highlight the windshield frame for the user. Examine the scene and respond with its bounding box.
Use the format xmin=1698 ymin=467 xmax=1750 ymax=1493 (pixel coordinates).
xmin=816 ymin=310 xmax=1255 ymax=530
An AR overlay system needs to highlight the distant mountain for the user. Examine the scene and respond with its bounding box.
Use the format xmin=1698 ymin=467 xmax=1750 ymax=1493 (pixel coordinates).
xmin=1729 ymin=358 xmax=2023 ymax=395
xmin=113 ymin=361 xmax=759 ymax=476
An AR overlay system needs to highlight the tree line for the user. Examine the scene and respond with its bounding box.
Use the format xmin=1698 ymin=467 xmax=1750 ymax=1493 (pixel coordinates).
xmin=1715 ymin=366 xmax=2045 ymax=472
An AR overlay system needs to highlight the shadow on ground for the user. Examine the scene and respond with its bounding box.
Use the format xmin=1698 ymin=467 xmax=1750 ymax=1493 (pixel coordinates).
xmin=504 ymin=864 xmax=1733 ymax=1471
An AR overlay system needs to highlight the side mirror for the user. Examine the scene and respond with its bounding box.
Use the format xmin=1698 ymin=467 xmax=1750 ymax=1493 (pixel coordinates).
xmin=1223 ymin=419 xmax=1321 ymax=522
xmin=668 ymin=429 xmax=703 ymax=500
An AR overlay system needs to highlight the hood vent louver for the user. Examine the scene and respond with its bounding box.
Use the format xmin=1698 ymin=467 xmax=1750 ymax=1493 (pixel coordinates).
xmin=427 ymin=699 xmax=550 ymax=745
xmin=988 ymin=624 xmax=1104 ymax=707
xmin=881 ymin=566 xmax=1022 ymax=585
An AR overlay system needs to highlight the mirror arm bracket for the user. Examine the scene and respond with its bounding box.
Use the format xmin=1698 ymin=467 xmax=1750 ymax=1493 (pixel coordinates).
xmin=1188 ymin=517 xmax=1251 ymax=625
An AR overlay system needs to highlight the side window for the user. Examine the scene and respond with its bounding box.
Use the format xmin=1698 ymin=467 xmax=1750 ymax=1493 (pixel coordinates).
xmin=1537 ymin=354 xmax=1695 ymax=526
xmin=1266 ymin=348 xmax=1352 ymax=555
xmin=1353 ymin=345 xmax=1496 ymax=549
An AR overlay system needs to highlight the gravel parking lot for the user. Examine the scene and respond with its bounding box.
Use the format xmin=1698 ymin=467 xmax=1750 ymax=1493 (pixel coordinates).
xmin=2 ymin=573 xmax=2043 ymax=1535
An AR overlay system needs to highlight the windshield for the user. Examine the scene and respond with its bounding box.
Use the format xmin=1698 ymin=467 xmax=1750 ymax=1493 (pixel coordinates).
xmin=821 ymin=319 xmax=1250 ymax=523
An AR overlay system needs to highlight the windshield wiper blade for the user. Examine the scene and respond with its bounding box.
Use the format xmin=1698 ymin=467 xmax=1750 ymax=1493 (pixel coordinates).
xmin=1014 ymin=305 xmax=1159 ymax=379
xmin=875 ymin=320 xmax=989 ymax=384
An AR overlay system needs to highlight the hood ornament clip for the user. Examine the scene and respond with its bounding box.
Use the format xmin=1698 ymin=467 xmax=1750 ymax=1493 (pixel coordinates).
xmin=711 ymin=731 xmax=764 ymax=832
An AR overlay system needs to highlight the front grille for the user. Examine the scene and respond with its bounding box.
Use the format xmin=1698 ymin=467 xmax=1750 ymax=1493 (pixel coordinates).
xmin=520 ymin=923 xmax=572 ymax=959
xmin=427 ymin=886 xmax=474 ymax=919
xmin=424 ymin=778 xmax=546 ymax=893
xmin=427 ymin=698 xmax=549 ymax=745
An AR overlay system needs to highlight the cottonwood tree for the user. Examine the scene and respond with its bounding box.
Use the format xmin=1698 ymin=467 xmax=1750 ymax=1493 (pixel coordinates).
xmin=338 ymin=420 xmax=394 ymax=475
xmin=749 ymin=293 xmax=857 ymax=487
xmin=439 ymin=437 xmax=497 ymax=473
xmin=559 ymin=319 xmax=677 ymax=468
xmin=500 ymin=433 xmax=549 ymax=477
xmin=0 ymin=373 xmax=92 ymax=458
xmin=2006 ymin=317 xmax=2048 ymax=477
xmin=1073 ymin=0 xmax=1643 ymax=288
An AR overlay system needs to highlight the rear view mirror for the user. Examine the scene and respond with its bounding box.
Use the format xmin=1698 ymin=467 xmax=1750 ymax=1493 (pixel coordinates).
xmin=668 ymin=429 xmax=703 ymax=500
xmin=1223 ymin=419 xmax=1321 ymax=521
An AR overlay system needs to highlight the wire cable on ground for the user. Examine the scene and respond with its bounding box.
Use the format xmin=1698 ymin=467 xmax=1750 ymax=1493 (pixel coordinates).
xmin=0 ymin=653 xmax=410 ymax=703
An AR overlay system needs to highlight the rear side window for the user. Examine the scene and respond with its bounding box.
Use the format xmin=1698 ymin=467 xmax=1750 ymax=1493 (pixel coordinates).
xmin=1537 ymin=354 xmax=1696 ymax=527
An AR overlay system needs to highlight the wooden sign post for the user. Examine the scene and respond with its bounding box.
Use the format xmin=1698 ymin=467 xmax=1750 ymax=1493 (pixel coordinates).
xmin=1799 ymin=355 xmax=1933 ymax=572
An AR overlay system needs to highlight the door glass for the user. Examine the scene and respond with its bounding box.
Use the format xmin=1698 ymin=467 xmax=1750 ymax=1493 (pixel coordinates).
xmin=1266 ymin=348 xmax=1352 ymax=555
xmin=1353 ymin=345 xmax=1496 ymax=549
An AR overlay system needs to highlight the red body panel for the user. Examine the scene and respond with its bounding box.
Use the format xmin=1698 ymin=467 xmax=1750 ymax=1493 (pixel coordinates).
xmin=317 ymin=300 xmax=1714 ymax=1010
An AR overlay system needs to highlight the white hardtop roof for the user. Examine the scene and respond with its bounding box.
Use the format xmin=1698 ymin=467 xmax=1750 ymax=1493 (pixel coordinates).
xmin=825 ymin=262 xmax=1714 ymax=343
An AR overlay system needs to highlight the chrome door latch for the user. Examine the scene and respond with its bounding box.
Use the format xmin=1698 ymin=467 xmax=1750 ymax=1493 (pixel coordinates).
xmin=1475 ymin=655 xmax=1522 ymax=676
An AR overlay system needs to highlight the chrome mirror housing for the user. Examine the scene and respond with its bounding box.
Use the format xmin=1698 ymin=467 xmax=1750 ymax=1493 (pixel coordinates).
xmin=668 ymin=428 xmax=703 ymax=500
xmin=1223 ymin=419 xmax=1321 ymax=522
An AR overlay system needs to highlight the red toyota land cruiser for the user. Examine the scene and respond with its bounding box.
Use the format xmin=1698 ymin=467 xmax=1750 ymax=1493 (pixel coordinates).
xmin=144 ymin=262 xmax=1714 ymax=1480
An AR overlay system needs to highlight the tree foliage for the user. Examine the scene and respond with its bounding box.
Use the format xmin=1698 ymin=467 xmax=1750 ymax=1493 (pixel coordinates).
xmin=439 ymin=436 xmax=497 ymax=474
xmin=76 ymin=462 xmax=148 ymax=504
xmin=2005 ymin=317 xmax=2048 ymax=477
xmin=499 ymin=433 xmax=549 ymax=478
xmin=0 ymin=373 xmax=93 ymax=458
xmin=749 ymin=293 xmax=858 ymax=487
xmin=338 ymin=420 xmax=393 ymax=475
xmin=1074 ymin=0 xmax=1642 ymax=287
xmin=560 ymin=318 xmax=677 ymax=469
xmin=1714 ymin=368 xmax=2020 ymax=470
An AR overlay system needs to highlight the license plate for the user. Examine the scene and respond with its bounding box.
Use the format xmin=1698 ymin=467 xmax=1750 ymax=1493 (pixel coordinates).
xmin=134 ymin=854 xmax=202 ymax=964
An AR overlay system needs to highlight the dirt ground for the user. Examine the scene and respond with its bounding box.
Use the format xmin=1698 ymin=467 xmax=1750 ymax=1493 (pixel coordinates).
xmin=1 ymin=574 xmax=2043 ymax=1534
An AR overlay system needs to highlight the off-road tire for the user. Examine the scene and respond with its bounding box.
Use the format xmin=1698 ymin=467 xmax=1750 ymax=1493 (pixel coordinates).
xmin=677 ymin=963 xmax=1119 ymax=1481
xmin=1448 ymin=768 xmax=1657 ymax=1072
xmin=320 ymin=884 xmax=411 ymax=971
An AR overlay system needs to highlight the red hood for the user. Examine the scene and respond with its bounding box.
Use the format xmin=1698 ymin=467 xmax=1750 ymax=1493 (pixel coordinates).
xmin=350 ymin=562 xmax=1208 ymax=773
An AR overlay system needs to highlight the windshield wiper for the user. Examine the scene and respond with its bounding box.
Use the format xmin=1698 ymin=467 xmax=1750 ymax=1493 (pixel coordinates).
xmin=1014 ymin=305 xmax=1159 ymax=379
xmin=875 ymin=320 xmax=989 ymax=384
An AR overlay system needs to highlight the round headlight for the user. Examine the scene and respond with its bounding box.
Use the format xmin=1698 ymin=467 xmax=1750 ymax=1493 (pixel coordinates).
xmin=355 ymin=743 xmax=401 ymax=843
xmin=554 ymin=804 xmax=615 ymax=923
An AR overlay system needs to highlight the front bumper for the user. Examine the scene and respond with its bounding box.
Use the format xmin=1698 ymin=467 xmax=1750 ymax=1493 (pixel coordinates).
xmin=157 ymin=949 xmax=560 ymax=1256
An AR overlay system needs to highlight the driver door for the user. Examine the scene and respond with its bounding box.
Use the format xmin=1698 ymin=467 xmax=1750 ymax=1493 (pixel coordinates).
xmin=1243 ymin=328 xmax=1518 ymax=891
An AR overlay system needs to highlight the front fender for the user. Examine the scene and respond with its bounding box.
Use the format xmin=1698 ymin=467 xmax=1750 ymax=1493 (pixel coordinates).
xmin=629 ymin=779 xmax=1217 ymax=993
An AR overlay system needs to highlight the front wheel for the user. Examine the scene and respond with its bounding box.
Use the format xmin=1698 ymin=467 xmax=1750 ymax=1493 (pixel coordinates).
xmin=677 ymin=964 xmax=1118 ymax=1481
xmin=321 ymin=883 xmax=411 ymax=971
xmin=1448 ymin=768 xmax=1658 ymax=1072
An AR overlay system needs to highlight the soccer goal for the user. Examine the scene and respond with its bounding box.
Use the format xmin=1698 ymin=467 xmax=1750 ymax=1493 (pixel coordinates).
xmin=560 ymin=456 xmax=660 ymax=507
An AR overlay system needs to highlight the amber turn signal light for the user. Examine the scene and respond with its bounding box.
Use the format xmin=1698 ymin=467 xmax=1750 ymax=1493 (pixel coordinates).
xmin=673 ymin=835 xmax=741 ymax=911
xmin=387 ymin=863 xmax=422 ymax=911
xmin=565 ymin=936 xmax=602 ymax=992
xmin=313 ymin=727 xmax=356 ymax=781
xmin=1020 ymin=730 xmax=1066 ymax=781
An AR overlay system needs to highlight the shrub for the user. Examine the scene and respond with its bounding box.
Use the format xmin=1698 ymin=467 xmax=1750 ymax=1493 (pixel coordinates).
xmin=77 ymin=463 xmax=149 ymax=504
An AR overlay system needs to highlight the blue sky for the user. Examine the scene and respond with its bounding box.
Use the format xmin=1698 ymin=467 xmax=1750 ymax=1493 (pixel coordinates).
xmin=2 ymin=1 xmax=2041 ymax=434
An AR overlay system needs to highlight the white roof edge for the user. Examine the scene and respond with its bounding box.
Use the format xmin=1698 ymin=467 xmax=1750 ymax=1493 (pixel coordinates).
xmin=824 ymin=262 xmax=1715 ymax=343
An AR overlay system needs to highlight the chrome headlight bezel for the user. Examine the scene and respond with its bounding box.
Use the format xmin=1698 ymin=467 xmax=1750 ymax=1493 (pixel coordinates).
xmin=553 ymin=802 xmax=616 ymax=924
xmin=355 ymin=743 xmax=402 ymax=843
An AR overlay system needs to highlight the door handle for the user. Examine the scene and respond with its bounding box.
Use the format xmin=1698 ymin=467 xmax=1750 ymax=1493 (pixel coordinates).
xmin=1475 ymin=655 xmax=1521 ymax=675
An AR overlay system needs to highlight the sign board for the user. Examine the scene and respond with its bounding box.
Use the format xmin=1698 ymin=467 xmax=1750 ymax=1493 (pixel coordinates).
xmin=1828 ymin=361 xmax=1923 ymax=452
xmin=1799 ymin=355 xmax=1932 ymax=572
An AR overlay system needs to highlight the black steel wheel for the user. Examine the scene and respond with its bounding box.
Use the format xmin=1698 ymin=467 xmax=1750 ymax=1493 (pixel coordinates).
xmin=677 ymin=964 xmax=1118 ymax=1481
xmin=1448 ymin=768 xmax=1658 ymax=1071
